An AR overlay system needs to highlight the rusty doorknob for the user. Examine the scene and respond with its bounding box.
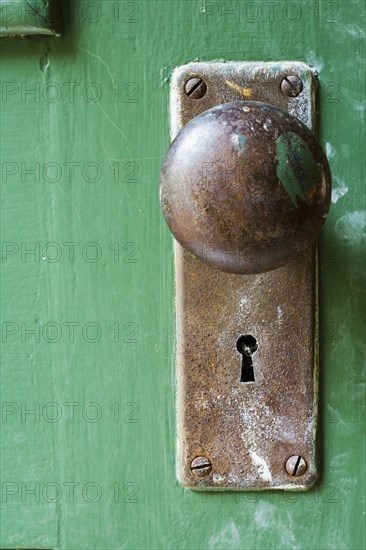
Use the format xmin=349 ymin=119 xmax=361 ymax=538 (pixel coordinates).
xmin=160 ymin=101 xmax=331 ymax=274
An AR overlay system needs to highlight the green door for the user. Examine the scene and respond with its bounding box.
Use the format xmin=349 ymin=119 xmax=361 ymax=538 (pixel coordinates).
xmin=1 ymin=1 xmax=365 ymax=548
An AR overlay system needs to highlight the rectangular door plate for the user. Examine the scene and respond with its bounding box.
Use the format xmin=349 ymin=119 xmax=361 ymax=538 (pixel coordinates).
xmin=171 ymin=62 xmax=319 ymax=490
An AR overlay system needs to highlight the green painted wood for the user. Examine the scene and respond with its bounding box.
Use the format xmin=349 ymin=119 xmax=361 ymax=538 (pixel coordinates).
xmin=0 ymin=0 xmax=61 ymax=36
xmin=0 ymin=1 xmax=365 ymax=548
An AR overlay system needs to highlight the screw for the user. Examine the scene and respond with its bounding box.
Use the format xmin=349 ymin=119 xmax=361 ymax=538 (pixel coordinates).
xmin=190 ymin=456 xmax=212 ymax=478
xmin=184 ymin=77 xmax=207 ymax=99
xmin=280 ymin=75 xmax=303 ymax=97
xmin=285 ymin=455 xmax=307 ymax=477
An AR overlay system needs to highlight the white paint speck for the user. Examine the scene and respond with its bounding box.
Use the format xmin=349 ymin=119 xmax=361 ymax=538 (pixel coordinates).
xmin=231 ymin=134 xmax=240 ymax=147
xmin=306 ymin=50 xmax=324 ymax=72
xmin=326 ymin=142 xmax=334 ymax=157
xmin=254 ymin=501 xmax=276 ymax=529
xmin=277 ymin=305 xmax=283 ymax=322
xmin=249 ymin=450 xmax=272 ymax=482
xmin=212 ymin=473 xmax=225 ymax=483
xmin=335 ymin=210 xmax=366 ymax=242
xmin=263 ymin=119 xmax=272 ymax=131
xmin=332 ymin=180 xmax=348 ymax=203
xmin=254 ymin=503 xmax=299 ymax=548
xmin=208 ymin=521 xmax=240 ymax=549
xmin=342 ymin=24 xmax=365 ymax=38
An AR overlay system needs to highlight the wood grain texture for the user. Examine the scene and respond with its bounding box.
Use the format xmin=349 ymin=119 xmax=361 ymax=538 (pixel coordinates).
xmin=0 ymin=1 xmax=365 ymax=548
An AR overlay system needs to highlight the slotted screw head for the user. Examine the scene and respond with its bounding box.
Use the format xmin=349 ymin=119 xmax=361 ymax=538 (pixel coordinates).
xmin=184 ymin=77 xmax=207 ymax=99
xmin=285 ymin=455 xmax=307 ymax=477
xmin=281 ymin=75 xmax=303 ymax=97
xmin=190 ymin=456 xmax=212 ymax=478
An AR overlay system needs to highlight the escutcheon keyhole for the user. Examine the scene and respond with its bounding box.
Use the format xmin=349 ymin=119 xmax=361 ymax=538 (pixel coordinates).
xmin=236 ymin=335 xmax=258 ymax=383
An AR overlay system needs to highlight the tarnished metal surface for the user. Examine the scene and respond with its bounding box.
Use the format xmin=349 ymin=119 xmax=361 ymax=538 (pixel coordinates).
xmin=168 ymin=62 xmax=323 ymax=490
xmin=161 ymin=101 xmax=331 ymax=274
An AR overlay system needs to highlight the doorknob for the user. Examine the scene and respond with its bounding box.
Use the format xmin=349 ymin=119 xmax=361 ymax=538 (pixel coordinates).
xmin=162 ymin=62 xmax=331 ymax=490
xmin=161 ymin=100 xmax=331 ymax=274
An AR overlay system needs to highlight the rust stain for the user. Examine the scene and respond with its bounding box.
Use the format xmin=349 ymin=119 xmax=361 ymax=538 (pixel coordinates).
xmin=225 ymin=80 xmax=253 ymax=97
xmin=307 ymin=185 xmax=319 ymax=201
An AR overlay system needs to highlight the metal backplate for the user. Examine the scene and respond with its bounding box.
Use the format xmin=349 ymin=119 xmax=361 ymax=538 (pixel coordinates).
xmin=172 ymin=62 xmax=319 ymax=490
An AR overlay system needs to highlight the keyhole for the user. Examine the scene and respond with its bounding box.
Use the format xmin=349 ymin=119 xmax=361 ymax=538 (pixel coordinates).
xmin=236 ymin=335 xmax=258 ymax=383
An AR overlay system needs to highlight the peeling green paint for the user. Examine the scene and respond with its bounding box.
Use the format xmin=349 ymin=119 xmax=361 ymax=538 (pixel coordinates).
xmin=276 ymin=131 xmax=320 ymax=207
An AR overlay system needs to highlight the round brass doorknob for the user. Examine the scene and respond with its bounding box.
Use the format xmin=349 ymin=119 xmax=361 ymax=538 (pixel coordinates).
xmin=160 ymin=101 xmax=331 ymax=274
